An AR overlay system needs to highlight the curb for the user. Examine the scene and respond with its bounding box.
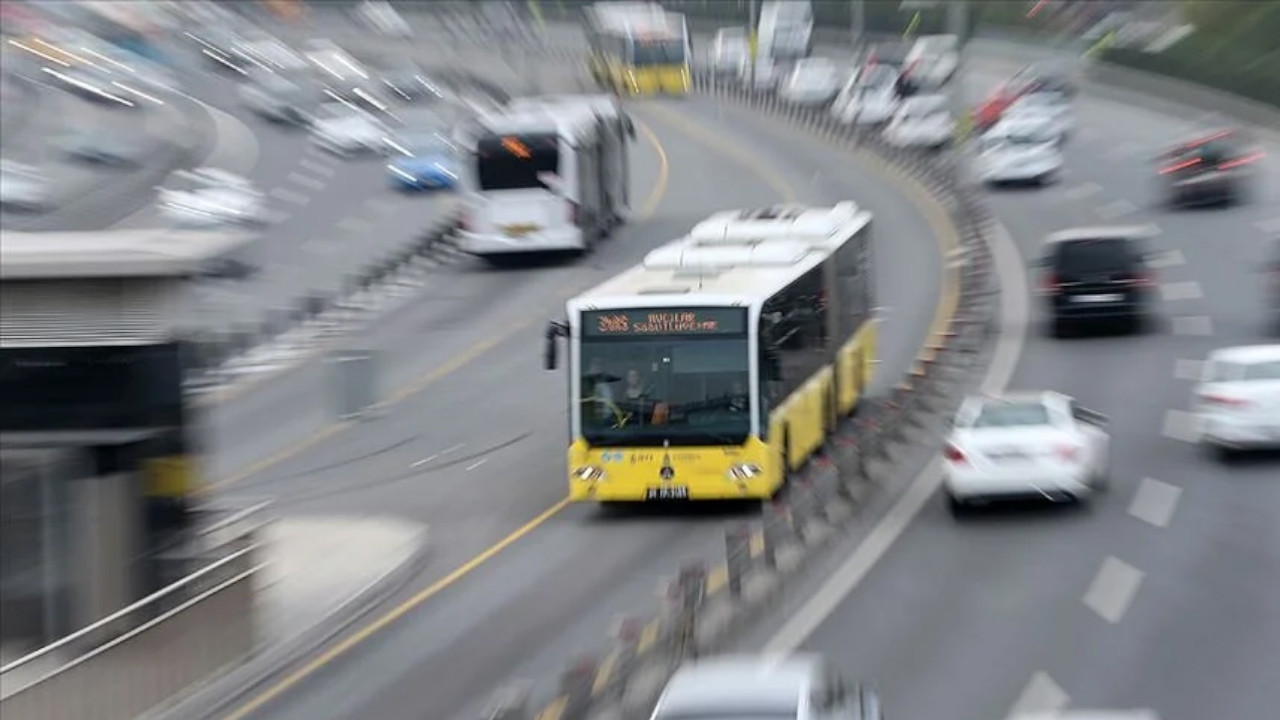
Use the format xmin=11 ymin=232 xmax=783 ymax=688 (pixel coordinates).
xmin=143 ymin=524 xmax=432 ymax=720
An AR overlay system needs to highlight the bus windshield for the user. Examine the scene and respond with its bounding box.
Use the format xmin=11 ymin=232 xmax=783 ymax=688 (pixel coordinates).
xmin=629 ymin=38 xmax=685 ymax=66
xmin=474 ymin=132 xmax=559 ymax=191
xmin=578 ymin=309 xmax=750 ymax=447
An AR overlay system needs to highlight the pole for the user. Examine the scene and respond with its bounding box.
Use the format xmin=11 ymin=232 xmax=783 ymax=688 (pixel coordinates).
xmin=947 ymin=0 xmax=971 ymax=148
xmin=747 ymin=0 xmax=758 ymax=87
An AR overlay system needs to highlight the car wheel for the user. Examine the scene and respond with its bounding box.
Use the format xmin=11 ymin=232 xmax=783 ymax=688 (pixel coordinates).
xmin=1212 ymin=444 xmax=1239 ymax=464
xmin=1050 ymin=316 xmax=1071 ymax=338
xmin=946 ymin=493 xmax=968 ymax=517
xmin=1092 ymin=460 xmax=1110 ymax=492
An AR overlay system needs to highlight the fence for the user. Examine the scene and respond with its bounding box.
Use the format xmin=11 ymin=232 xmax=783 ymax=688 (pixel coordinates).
xmin=0 ymin=511 xmax=268 ymax=720
xmin=479 ymin=64 xmax=1002 ymax=720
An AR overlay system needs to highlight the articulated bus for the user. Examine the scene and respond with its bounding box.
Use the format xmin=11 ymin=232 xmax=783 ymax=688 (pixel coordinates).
xmin=544 ymin=203 xmax=877 ymax=502
xmin=584 ymin=3 xmax=691 ymax=96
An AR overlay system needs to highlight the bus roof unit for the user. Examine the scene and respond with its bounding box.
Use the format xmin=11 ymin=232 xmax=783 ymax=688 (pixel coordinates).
xmin=570 ymin=202 xmax=870 ymax=310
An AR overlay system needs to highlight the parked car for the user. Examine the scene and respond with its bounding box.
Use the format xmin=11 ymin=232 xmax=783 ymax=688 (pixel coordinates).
xmin=976 ymin=119 xmax=1064 ymax=186
xmin=1033 ymin=226 xmax=1160 ymax=336
xmin=883 ymin=94 xmax=954 ymax=149
xmin=778 ymin=58 xmax=841 ymax=105
xmin=158 ymin=168 xmax=266 ymax=227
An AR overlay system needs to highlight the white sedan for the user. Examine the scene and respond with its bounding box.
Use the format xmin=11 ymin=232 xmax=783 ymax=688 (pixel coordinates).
xmin=158 ymin=168 xmax=266 ymax=227
xmin=883 ymin=94 xmax=954 ymax=149
xmin=943 ymin=391 xmax=1110 ymax=514
xmin=975 ymin=121 xmax=1064 ymax=185
xmin=1193 ymin=344 xmax=1280 ymax=459
xmin=830 ymin=78 xmax=900 ymax=126
xmin=309 ymin=102 xmax=392 ymax=156
xmin=778 ymin=59 xmax=841 ymax=105
xmin=1004 ymin=90 xmax=1074 ymax=141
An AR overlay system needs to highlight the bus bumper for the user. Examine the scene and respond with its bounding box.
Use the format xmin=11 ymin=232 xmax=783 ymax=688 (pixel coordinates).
xmin=456 ymin=228 xmax=585 ymax=255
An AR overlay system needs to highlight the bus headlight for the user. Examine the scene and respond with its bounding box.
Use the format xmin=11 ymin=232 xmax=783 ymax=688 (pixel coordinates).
xmin=727 ymin=464 xmax=763 ymax=481
xmin=572 ymin=466 xmax=606 ymax=483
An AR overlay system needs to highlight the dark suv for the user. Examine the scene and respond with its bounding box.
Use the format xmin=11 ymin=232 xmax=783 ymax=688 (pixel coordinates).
xmin=1036 ymin=228 xmax=1158 ymax=336
xmin=1157 ymin=129 xmax=1260 ymax=207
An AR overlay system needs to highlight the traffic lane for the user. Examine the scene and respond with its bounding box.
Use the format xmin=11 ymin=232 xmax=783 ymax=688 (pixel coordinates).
xmin=668 ymin=94 xmax=945 ymax=395
xmin=229 ymin=95 xmax=954 ymax=720
xmin=227 ymin=98 xmax=791 ymax=720
xmin=202 ymin=94 xmax=665 ymax=481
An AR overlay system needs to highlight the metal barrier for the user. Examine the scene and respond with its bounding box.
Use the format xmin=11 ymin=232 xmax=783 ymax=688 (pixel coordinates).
xmin=481 ymin=69 xmax=1002 ymax=720
xmin=1 ymin=536 xmax=264 ymax=720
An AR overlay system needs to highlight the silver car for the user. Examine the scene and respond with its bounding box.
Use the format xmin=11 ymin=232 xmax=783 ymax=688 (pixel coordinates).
xmin=0 ymin=160 xmax=51 ymax=211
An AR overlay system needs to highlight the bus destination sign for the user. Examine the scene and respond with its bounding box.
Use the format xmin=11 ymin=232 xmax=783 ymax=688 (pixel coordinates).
xmin=583 ymin=308 xmax=746 ymax=337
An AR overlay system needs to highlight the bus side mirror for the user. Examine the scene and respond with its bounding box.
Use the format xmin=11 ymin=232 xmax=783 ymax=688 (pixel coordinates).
xmin=625 ymin=116 xmax=636 ymax=139
xmin=544 ymin=321 xmax=568 ymax=370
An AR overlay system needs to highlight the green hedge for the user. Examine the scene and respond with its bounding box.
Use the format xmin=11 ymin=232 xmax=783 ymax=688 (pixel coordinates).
xmin=1103 ymin=40 xmax=1280 ymax=109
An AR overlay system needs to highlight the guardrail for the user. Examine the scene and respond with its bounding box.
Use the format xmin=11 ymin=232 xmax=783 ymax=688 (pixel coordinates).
xmin=479 ymin=70 xmax=1002 ymax=720
xmin=0 ymin=541 xmax=263 ymax=720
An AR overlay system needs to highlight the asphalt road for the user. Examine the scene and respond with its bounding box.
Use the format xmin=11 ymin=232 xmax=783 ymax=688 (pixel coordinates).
xmin=199 ymin=43 xmax=947 ymax=720
xmin=733 ymin=58 xmax=1280 ymax=720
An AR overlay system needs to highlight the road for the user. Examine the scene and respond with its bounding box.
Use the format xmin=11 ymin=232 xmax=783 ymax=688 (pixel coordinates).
xmin=198 ymin=29 xmax=948 ymax=720
xmin=738 ymin=55 xmax=1280 ymax=720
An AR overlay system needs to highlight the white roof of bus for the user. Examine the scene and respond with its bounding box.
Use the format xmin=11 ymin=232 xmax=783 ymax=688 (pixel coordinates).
xmin=568 ymin=202 xmax=870 ymax=313
xmin=477 ymin=106 xmax=600 ymax=138
xmin=588 ymin=3 xmax=682 ymax=37
xmin=506 ymin=94 xmax=622 ymax=119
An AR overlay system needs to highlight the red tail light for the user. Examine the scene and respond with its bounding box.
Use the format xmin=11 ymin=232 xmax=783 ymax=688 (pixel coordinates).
xmin=1040 ymin=272 xmax=1062 ymax=294
xmin=943 ymin=444 xmax=966 ymax=463
xmin=1160 ymin=157 xmax=1201 ymax=175
xmin=1054 ymin=445 xmax=1081 ymax=463
xmin=1199 ymin=393 xmax=1250 ymax=408
xmin=1125 ymin=271 xmax=1155 ymax=287
xmin=568 ymin=202 xmax=581 ymax=225
xmin=1218 ymin=151 xmax=1265 ymax=170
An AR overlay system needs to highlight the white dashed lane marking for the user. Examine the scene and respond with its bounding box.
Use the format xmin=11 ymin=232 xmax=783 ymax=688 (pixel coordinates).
xmin=1083 ymin=556 xmax=1145 ymax=624
xmin=1160 ymin=281 xmax=1203 ymax=301
xmin=337 ymin=217 xmax=374 ymax=233
xmin=1255 ymin=216 xmax=1280 ymax=235
xmin=363 ymin=197 xmax=396 ymax=214
xmin=1128 ymin=477 xmax=1183 ymax=529
xmin=1095 ymin=199 xmax=1137 ymax=219
xmin=1173 ymin=358 xmax=1204 ymax=380
xmin=1162 ymin=409 xmax=1201 ymax=443
xmin=1062 ymin=181 xmax=1103 ymax=201
xmin=269 ymin=187 xmax=311 ymax=206
xmin=1147 ymin=248 xmax=1185 ymax=269
xmin=298 ymin=158 xmax=336 ymax=177
xmin=287 ymin=171 xmax=327 ymax=191
xmin=1006 ymin=671 xmax=1070 ymax=719
xmin=1171 ymin=315 xmax=1213 ymax=336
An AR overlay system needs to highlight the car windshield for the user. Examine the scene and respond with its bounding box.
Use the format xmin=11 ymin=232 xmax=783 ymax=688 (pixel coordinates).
xmin=971 ymin=402 xmax=1051 ymax=428
xmin=1054 ymin=238 xmax=1134 ymax=275
xmin=578 ymin=309 xmax=751 ymax=447
xmin=1171 ymin=138 xmax=1238 ymax=166
xmin=1241 ymin=361 xmax=1280 ymax=381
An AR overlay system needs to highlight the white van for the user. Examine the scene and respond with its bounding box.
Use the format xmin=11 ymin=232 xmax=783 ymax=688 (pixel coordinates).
xmin=457 ymin=107 xmax=625 ymax=260
xmin=758 ymin=0 xmax=813 ymax=61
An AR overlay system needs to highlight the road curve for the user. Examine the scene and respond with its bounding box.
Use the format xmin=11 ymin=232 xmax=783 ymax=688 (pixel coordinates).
xmin=202 ymin=49 xmax=950 ymax=720
xmin=737 ymin=59 xmax=1280 ymax=720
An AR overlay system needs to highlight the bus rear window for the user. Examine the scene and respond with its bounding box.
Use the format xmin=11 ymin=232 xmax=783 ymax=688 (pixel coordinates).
xmin=475 ymin=133 xmax=559 ymax=191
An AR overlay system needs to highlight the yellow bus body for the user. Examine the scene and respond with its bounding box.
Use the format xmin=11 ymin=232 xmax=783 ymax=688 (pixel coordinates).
xmin=568 ymin=322 xmax=876 ymax=501
xmin=590 ymin=53 xmax=690 ymax=96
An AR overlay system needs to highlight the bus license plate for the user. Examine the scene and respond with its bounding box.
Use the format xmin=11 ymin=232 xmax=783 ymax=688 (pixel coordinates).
xmin=645 ymin=486 xmax=689 ymax=501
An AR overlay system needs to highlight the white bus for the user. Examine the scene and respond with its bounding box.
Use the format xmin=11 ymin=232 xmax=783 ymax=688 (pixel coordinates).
xmin=543 ymin=202 xmax=877 ymax=503
xmin=758 ymin=0 xmax=813 ymax=61
xmin=456 ymin=104 xmax=629 ymax=261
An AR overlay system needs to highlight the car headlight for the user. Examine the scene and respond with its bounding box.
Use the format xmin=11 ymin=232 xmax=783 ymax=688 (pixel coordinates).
xmin=572 ymin=466 xmax=605 ymax=483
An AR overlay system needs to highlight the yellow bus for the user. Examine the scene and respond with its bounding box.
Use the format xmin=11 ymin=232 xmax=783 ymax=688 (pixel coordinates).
xmin=584 ymin=3 xmax=690 ymax=96
xmin=544 ymin=202 xmax=877 ymax=503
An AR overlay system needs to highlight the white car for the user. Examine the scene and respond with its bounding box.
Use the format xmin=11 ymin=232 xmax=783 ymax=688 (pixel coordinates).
xmin=354 ymin=0 xmax=412 ymax=39
xmin=943 ymin=391 xmax=1110 ymax=513
xmin=309 ymin=102 xmax=391 ymax=156
xmin=712 ymin=28 xmax=749 ymax=75
xmin=779 ymin=59 xmax=841 ymax=105
xmin=0 ymin=160 xmax=51 ymax=211
xmin=903 ymin=34 xmax=959 ymax=90
xmin=883 ymin=93 xmax=954 ymax=149
xmin=158 ymin=168 xmax=266 ymax=227
xmin=1193 ymin=344 xmax=1280 ymax=459
xmin=1004 ymin=90 xmax=1074 ymax=142
xmin=650 ymin=654 xmax=884 ymax=720
xmin=975 ymin=121 xmax=1063 ymax=185
xmin=240 ymin=70 xmax=318 ymax=125
xmin=830 ymin=72 xmax=900 ymax=126
xmin=739 ymin=57 xmax=781 ymax=91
